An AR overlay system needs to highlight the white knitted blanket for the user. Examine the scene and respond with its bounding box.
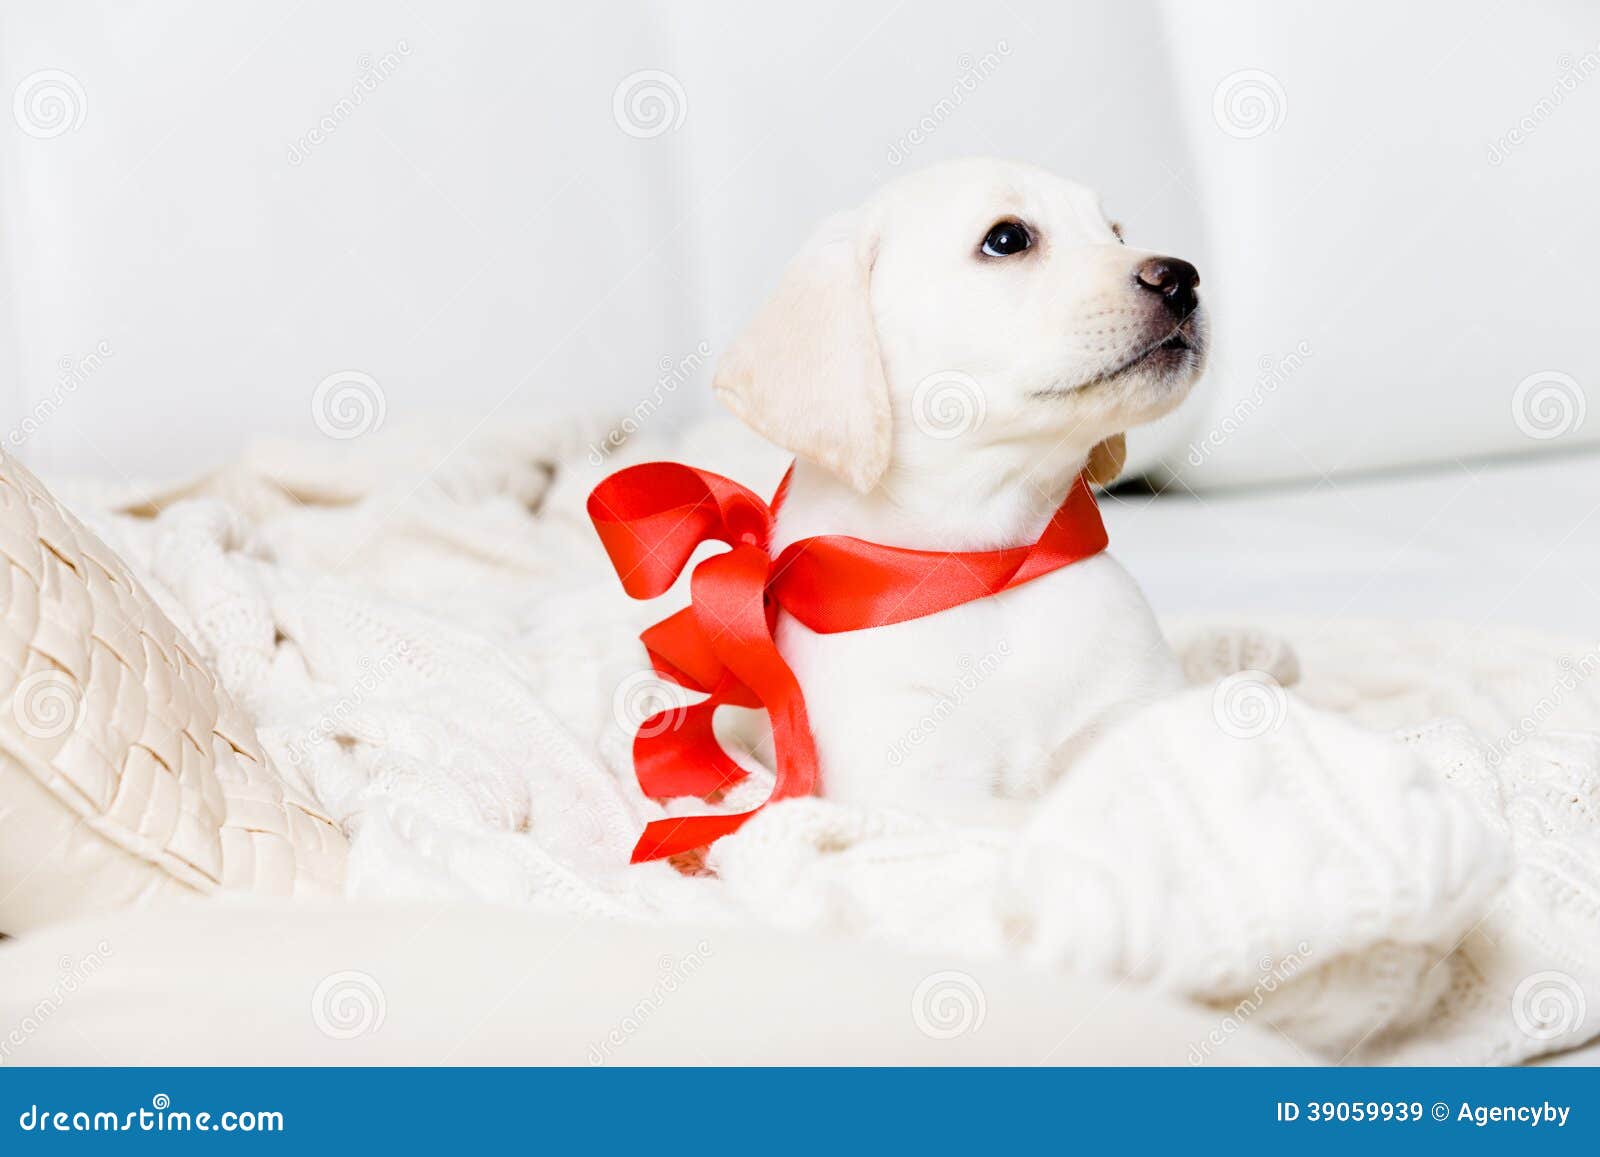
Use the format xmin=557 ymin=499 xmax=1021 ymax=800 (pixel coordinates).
xmin=54 ymin=416 xmax=1600 ymax=1066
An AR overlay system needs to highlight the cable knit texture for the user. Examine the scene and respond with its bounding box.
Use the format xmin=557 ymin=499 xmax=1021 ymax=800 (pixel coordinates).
xmin=18 ymin=415 xmax=1600 ymax=1064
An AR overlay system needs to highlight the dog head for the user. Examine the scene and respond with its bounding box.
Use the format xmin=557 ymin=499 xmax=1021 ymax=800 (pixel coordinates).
xmin=714 ymin=157 xmax=1206 ymax=496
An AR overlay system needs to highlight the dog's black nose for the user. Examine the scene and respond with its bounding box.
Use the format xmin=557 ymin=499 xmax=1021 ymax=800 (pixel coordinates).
xmin=1135 ymin=256 xmax=1200 ymax=320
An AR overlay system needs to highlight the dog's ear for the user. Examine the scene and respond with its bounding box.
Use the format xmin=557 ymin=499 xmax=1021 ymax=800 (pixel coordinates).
xmin=1085 ymin=434 xmax=1126 ymax=489
xmin=713 ymin=209 xmax=890 ymax=494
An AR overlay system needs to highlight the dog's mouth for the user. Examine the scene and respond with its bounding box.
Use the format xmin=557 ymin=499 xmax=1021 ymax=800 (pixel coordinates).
xmin=1108 ymin=319 xmax=1200 ymax=375
xmin=1156 ymin=326 xmax=1193 ymax=353
xmin=1031 ymin=319 xmax=1202 ymax=399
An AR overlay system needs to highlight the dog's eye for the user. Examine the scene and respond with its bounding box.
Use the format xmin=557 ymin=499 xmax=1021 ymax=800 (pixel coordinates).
xmin=1110 ymin=221 xmax=1125 ymax=244
xmin=980 ymin=220 xmax=1032 ymax=257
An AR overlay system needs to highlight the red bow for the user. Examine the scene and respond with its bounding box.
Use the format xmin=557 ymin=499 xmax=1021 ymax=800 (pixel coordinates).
xmin=588 ymin=461 xmax=1109 ymax=863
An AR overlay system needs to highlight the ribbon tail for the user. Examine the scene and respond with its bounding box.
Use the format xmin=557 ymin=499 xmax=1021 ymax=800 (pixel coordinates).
xmin=634 ymin=700 xmax=750 ymax=800
xmin=629 ymin=544 xmax=817 ymax=862
xmin=631 ymin=811 xmax=758 ymax=864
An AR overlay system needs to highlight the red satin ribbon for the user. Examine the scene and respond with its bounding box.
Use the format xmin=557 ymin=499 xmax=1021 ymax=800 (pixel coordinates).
xmin=588 ymin=461 xmax=1109 ymax=863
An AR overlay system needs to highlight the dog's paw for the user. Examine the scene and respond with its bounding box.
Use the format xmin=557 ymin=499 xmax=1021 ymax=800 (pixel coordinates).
xmin=1176 ymin=625 xmax=1302 ymax=688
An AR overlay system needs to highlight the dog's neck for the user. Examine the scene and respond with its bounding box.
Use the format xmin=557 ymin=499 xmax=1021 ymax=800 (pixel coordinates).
xmin=770 ymin=437 xmax=1098 ymax=552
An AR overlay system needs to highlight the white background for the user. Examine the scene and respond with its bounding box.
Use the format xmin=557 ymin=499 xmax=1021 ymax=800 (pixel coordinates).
xmin=1 ymin=0 xmax=1596 ymax=486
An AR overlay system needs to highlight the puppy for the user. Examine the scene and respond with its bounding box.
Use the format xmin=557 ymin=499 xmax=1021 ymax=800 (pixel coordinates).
xmin=714 ymin=158 xmax=1206 ymax=822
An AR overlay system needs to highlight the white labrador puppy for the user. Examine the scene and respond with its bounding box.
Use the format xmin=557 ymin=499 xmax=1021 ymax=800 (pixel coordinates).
xmin=714 ymin=158 xmax=1205 ymax=821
